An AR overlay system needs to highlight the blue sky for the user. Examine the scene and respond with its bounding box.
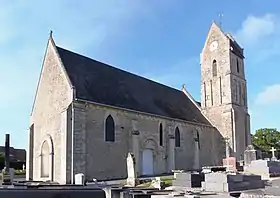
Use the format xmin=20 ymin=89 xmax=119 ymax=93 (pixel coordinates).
xmin=1 ymin=1 xmax=280 ymax=149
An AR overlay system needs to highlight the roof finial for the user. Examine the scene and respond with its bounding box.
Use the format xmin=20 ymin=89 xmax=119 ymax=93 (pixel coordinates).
xmin=218 ymin=13 xmax=224 ymax=29
xmin=49 ymin=30 xmax=53 ymax=38
xmin=182 ymin=84 xmax=185 ymax=89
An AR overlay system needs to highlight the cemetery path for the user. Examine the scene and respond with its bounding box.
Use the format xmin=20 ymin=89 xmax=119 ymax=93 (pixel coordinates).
xmin=264 ymin=178 xmax=280 ymax=196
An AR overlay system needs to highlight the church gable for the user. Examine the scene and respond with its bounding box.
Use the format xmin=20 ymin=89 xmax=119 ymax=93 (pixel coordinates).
xmin=201 ymin=22 xmax=229 ymax=55
xmin=30 ymin=36 xmax=73 ymax=122
xmin=201 ymin=22 xmax=244 ymax=59
xmin=56 ymin=47 xmax=210 ymax=125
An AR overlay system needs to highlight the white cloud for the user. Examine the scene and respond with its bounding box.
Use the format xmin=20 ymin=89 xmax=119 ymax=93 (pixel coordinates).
xmin=235 ymin=14 xmax=278 ymax=46
xmin=255 ymin=84 xmax=280 ymax=105
xmin=231 ymin=13 xmax=280 ymax=63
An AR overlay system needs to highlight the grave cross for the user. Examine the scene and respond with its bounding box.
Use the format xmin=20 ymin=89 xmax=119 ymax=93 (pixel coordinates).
xmin=270 ymin=147 xmax=277 ymax=159
xmin=5 ymin=134 xmax=10 ymax=170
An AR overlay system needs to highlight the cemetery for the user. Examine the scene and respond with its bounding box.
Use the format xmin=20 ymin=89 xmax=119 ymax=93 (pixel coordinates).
xmin=3 ymin=17 xmax=274 ymax=198
xmin=2 ymin=132 xmax=280 ymax=198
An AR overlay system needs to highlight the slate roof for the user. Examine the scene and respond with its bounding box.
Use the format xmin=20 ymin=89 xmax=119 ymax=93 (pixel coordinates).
xmin=226 ymin=34 xmax=244 ymax=59
xmin=56 ymin=46 xmax=210 ymax=125
xmin=229 ymin=39 xmax=244 ymax=59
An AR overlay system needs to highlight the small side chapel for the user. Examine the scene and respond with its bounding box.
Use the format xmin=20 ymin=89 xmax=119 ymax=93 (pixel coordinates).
xmin=26 ymin=22 xmax=251 ymax=184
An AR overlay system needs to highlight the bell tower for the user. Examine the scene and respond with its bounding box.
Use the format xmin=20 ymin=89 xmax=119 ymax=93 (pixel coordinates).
xmin=200 ymin=22 xmax=251 ymax=160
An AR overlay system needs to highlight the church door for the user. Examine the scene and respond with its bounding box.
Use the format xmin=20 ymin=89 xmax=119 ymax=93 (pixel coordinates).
xmin=142 ymin=149 xmax=154 ymax=176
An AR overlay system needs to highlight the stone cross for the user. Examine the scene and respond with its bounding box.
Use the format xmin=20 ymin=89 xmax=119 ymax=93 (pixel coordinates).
xmin=2 ymin=134 xmax=12 ymax=185
xmin=5 ymin=134 xmax=10 ymax=171
xmin=244 ymin=145 xmax=256 ymax=166
xmin=270 ymin=147 xmax=277 ymax=160
xmin=126 ymin=152 xmax=137 ymax=187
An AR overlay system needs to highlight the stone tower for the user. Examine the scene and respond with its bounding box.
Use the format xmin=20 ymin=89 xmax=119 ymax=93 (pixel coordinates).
xmin=200 ymin=22 xmax=251 ymax=160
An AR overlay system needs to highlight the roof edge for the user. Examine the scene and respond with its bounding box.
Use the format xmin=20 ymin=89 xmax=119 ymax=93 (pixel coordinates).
xmin=181 ymin=84 xmax=202 ymax=110
xmin=181 ymin=84 xmax=216 ymax=127
xmin=201 ymin=21 xmax=227 ymax=54
xmin=30 ymin=32 xmax=53 ymax=118
xmin=50 ymin=33 xmax=75 ymax=91
xmin=30 ymin=32 xmax=77 ymax=118
xmin=74 ymin=98 xmax=214 ymax=128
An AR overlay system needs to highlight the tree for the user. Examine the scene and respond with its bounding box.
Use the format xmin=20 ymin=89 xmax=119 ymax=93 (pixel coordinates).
xmin=252 ymin=128 xmax=280 ymax=152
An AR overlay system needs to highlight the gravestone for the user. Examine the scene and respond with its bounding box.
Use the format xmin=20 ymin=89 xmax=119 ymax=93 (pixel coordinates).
xmin=151 ymin=177 xmax=165 ymax=190
xmin=222 ymin=157 xmax=236 ymax=172
xmin=244 ymin=145 xmax=256 ymax=166
xmin=202 ymin=172 xmax=264 ymax=192
xmin=172 ymin=170 xmax=184 ymax=179
xmin=244 ymin=160 xmax=269 ymax=180
xmin=172 ymin=172 xmax=204 ymax=192
xmin=244 ymin=159 xmax=280 ymax=180
xmin=270 ymin=147 xmax=277 ymax=161
xmin=126 ymin=152 xmax=137 ymax=187
xmin=75 ymin=173 xmax=85 ymax=185
xmin=0 ymin=188 xmax=106 ymax=198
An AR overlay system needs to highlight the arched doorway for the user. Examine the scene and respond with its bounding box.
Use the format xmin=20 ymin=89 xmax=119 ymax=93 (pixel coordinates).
xmin=40 ymin=135 xmax=54 ymax=181
xmin=41 ymin=140 xmax=50 ymax=178
xmin=142 ymin=149 xmax=154 ymax=176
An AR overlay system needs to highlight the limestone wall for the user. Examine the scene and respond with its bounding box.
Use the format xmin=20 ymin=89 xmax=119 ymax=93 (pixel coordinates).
xmin=29 ymin=39 xmax=73 ymax=183
xmin=74 ymin=100 xmax=225 ymax=181
xmin=200 ymin=23 xmax=250 ymax=160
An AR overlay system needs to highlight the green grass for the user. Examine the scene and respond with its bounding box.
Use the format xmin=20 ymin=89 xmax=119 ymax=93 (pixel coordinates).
xmin=161 ymin=177 xmax=173 ymax=186
xmin=0 ymin=169 xmax=26 ymax=175
xmin=137 ymin=176 xmax=174 ymax=188
xmin=14 ymin=169 xmax=26 ymax=175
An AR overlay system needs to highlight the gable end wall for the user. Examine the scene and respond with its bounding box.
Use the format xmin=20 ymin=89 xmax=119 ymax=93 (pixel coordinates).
xmin=28 ymin=40 xmax=73 ymax=183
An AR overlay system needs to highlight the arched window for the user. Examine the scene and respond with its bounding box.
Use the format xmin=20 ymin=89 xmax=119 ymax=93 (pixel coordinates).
xmin=239 ymin=82 xmax=242 ymax=104
xmin=212 ymin=60 xmax=217 ymax=77
xmin=41 ymin=140 xmax=49 ymax=178
xmin=194 ymin=131 xmax=200 ymax=149
xmin=105 ymin=115 xmax=115 ymax=142
xmin=159 ymin=123 xmax=163 ymax=146
xmin=233 ymin=79 xmax=237 ymax=102
xmin=242 ymin=83 xmax=246 ymax=106
xmin=236 ymin=58 xmax=240 ymax=73
xmin=175 ymin=127 xmax=180 ymax=147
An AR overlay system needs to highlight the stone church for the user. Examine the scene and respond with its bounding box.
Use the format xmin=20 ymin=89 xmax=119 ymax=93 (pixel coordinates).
xmin=26 ymin=22 xmax=251 ymax=184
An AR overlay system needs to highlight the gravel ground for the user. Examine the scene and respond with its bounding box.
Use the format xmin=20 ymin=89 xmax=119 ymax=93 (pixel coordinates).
xmin=263 ymin=178 xmax=280 ymax=196
xmin=240 ymin=178 xmax=280 ymax=197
